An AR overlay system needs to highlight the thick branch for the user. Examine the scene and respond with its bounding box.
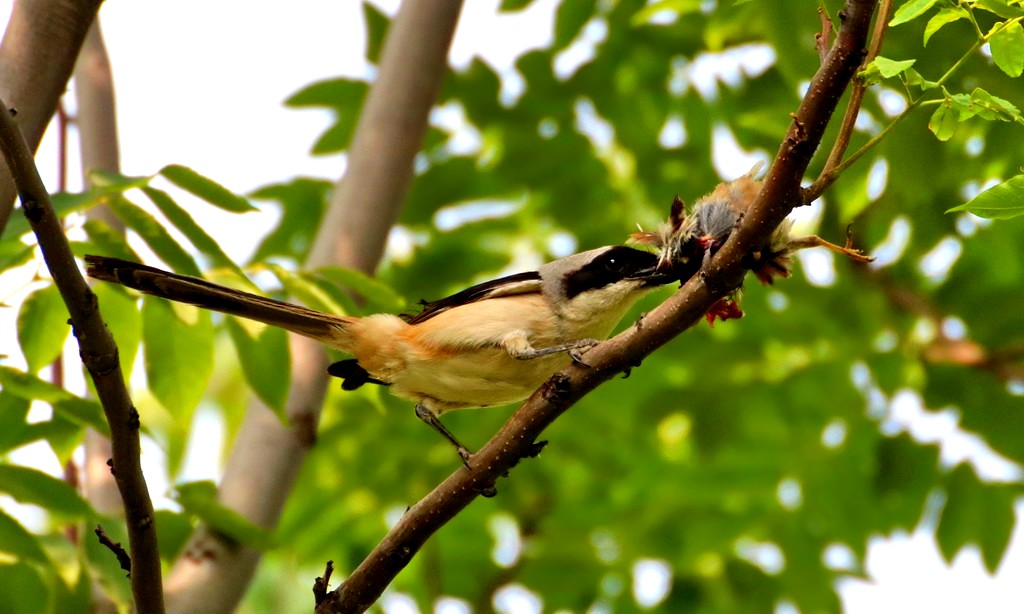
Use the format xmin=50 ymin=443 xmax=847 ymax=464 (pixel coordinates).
xmin=163 ymin=2 xmax=465 ymax=612
xmin=0 ymin=100 xmax=164 ymax=613
xmin=307 ymin=0 xmax=465 ymax=273
xmin=316 ymin=1 xmax=878 ymax=612
xmin=0 ymin=0 xmax=102 ymax=235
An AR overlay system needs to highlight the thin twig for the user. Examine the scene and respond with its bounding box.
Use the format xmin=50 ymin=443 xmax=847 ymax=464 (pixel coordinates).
xmin=312 ymin=561 xmax=334 ymax=606
xmin=0 ymin=101 xmax=165 ymax=613
xmin=95 ymin=524 xmax=132 ymax=577
xmin=806 ymin=13 xmax=1023 ymax=203
xmin=861 ymin=267 xmax=1024 ymax=381
xmin=805 ymin=0 xmax=892 ymax=203
xmin=816 ymin=5 xmax=834 ymax=62
xmin=314 ymin=1 xmax=879 ymax=612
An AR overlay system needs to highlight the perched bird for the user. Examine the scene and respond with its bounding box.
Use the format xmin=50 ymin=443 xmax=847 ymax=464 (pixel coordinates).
xmin=85 ymin=246 xmax=682 ymax=462
xmin=633 ymin=169 xmax=874 ymax=324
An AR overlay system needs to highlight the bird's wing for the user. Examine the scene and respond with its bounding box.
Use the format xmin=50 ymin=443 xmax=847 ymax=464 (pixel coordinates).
xmin=403 ymin=270 xmax=542 ymax=325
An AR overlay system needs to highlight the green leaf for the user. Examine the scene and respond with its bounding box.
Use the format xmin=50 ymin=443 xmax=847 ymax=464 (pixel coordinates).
xmin=155 ymin=509 xmax=196 ymax=565
xmin=93 ymin=283 xmax=142 ymax=380
xmin=285 ymin=79 xmax=369 ymax=154
xmin=87 ymin=169 xmax=152 ymax=191
xmin=631 ymin=0 xmax=703 ymax=26
xmin=0 ymin=510 xmax=51 ymax=567
xmin=889 ymin=0 xmax=939 ymax=26
xmin=924 ymin=7 xmax=969 ymax=46
xmin=499 ymin=0 xmax=534 ymax=10
xmin=0 ymin=562 xmax=53 ymax=614
xmin=141 ymin=187 xmax=247 ymax=278
xmin=313 ymin=266 xmax=406 ymax=314
xmin=554 ymin=0 xmax=597 ymax=49
xmin=969 ymin=87 xmax=1021 ymax=121
xmin=173 ymin=481 xmax=276 ymax=550
xmin=975 ymin=0 xmax=1024 ymax=19
xmin=52 ymin=397 xmax=109 ymax=436
xmin=946 ymin=173 xmax=1024 ymax=219
xmin=937 ymin=464 xmax=1016 ymax=573
xmin=0 ymin=241 xmax=34 ymax=273
xmin=249 ymin=178 xmax=331 ymax=263
xmin=0 ymin=465 xmax=94 ymax=518
xmin=4 ymin=180 xmax=132 ymax=245
xmin=159 ymin=164 xmax=257 ymax=213
xmin=106 ymin=194 xmax=201 ymax=276
xmin=928 ymin=103 xmax=958 ymax=141
xmin=865 ymin=56 xmax=917 ymax=80
xmin=142 ymin=298 xmax=215 ymax=421
xmin=226 ymin=319 xmax=291 ymax=419
xmin=989 ymin=20 xmax=1024 ymax=77
xmin=363 ymin=2 xmax=390 ymax=65
xmin=266 ymin=264 xmax=348 ymax=316
xmin=80 ymin=218 xmax=140 ymax=262
xmin=0 ymin=393 xmax=31 ymax=454
xmin=38 ymin=414 xmax=85 ymax=466
xmin=17 ymin=285 xmax=70 ymax=373
xmin=0 ymin=366 xmax=72 ymax=403
xmin=903 ymin=68 xmax=939 ymax=90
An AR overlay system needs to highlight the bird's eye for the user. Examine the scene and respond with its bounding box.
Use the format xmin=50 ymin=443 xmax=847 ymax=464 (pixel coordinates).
xmin=605 ymin=257 xmax=624 ymax=273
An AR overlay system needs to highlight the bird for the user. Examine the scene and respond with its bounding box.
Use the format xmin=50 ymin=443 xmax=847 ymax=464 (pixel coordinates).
xmin=632 ymin=168 xmax=874 ymax=324
xmin=85 ymin=246 xmax=683 ymax=463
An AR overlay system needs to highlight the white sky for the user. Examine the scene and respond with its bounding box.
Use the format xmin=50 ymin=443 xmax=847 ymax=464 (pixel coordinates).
xmin=1 ymin=1 xmax=1023 ymax=612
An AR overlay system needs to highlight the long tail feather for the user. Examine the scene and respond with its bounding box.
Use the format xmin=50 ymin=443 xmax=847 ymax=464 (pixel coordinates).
xmin=85 ymin=255 xmax=354 ymax=350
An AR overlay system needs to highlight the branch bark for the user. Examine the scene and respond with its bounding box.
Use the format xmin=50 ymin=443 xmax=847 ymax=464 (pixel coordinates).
xmin=0 ymin=99 xmax=165 ymax=613
xmin=163 ymin=2 xmax=465 ymax=612
xmin=0 ymin=0 xmax=102 ymax=236
xmin=315 ymin=1 xmax=878 ymax=612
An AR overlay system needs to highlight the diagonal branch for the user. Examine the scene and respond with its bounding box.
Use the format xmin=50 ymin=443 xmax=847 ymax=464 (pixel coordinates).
xmin=0 ymin=100 xmax=164 ymax=613
xmin=862 ymin=267 xmax=1024 ymax=381
xmin=315 ymin=1 xmax=879 ymax=612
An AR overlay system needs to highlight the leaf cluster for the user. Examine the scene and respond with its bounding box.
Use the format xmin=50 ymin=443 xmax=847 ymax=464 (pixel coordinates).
xmin=1 ymin=0 xmax=1023 ymax=612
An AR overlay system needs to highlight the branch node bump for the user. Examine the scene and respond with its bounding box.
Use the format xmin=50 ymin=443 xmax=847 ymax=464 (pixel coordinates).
xmin=128 ymin=407 xmax=140 ymax=430
xmin=542 ymin=373 xmax=573 ymax=401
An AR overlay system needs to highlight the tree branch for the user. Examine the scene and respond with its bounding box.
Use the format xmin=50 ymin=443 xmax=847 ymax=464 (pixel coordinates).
xmin=315 ymin=1 xmax=879 ymax=612
xmin=0 ymin=100 xmax=165 ymax=613
xmin=0 ymin=0 xmax=102 ymax=236
xmin=862 ymin=267 xmax=1024 ymax=381
xmin=163 ymin=2 xmax=465 ymax=612
xmin=804 ymin=0 xmax=892 ymax=203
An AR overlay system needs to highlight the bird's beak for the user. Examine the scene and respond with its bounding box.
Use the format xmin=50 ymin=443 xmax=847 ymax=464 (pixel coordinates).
xmin=630 ymin=263 xmax=679 ymax=287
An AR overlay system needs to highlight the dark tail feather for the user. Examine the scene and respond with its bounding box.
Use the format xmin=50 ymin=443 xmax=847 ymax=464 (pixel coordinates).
xmin=85 ymin=255 xmax=354 ymax=348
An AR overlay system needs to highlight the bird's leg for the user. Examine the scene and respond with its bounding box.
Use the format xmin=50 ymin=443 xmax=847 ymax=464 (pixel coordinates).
xmin=502 ymin=331 xmax=599 ymax=363
xmin=414 ymin=403 xmax=472 ymax=467
xmin=788 ymin=232 xmax=875 ymax=263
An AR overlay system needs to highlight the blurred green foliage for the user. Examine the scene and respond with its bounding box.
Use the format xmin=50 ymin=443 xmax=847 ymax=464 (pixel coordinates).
xmin=2 ymin=0 xmax=1024 ymax=612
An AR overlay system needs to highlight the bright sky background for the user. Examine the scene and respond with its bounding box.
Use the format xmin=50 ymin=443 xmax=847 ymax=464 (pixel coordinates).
xmin=1 ymin=1 xmax=1023 ymax=612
